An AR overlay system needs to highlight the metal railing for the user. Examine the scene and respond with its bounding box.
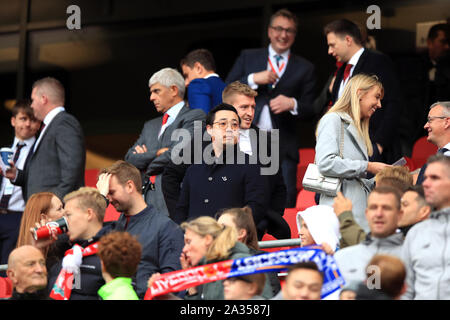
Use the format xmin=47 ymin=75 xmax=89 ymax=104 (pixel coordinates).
xmin=258 ymin=238 xmax=301 ymax=249
xmin=0 ymin=264 xmax=7 ymax=272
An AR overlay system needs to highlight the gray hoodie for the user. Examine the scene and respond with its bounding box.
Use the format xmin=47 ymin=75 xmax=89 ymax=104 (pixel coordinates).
xmin=402 ymin=207 xmax=450 ymax=300
xmin=335 ymin=232 xmax=404 ymax=284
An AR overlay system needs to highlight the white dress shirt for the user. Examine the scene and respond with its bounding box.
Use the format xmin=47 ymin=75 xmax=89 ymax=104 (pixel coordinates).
xmin=158 ymin=101 xmax=185 ymax=138
xmin=239 ymin=129 xmax=253 ymax=156
xmin=337 ymin=47 xmax=365 ymax=99
xmin=33 ymin=106 xmax=65 ymax=152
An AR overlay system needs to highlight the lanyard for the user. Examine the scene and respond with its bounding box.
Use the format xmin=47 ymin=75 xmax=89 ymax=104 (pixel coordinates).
xmin=267 ymin=54 xmax=290 ymax=76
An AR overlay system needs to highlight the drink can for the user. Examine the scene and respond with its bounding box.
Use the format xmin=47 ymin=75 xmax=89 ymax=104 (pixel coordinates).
xmin=32 ymin=217 xmax=69 ymax=241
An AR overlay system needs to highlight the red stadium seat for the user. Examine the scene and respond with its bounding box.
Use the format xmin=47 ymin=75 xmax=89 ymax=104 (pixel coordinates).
xmin=295 ymin=188 xmax=316 ymax=211
xmin=411 ymin=136 xmax=438 ymax=170
xmin=0 ymin=277 xmax=13 ymax=298
xmin=296 ymin=148 xmax=316 ymax=192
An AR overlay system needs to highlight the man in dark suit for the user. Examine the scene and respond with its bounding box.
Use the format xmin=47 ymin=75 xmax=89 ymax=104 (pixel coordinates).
xmin=225 ymin=8 xmax=316 ymax=207
xmin=174 ymin=104 xmax=268 ymax=229
xmin=125 ymin=67 xmax=206 ymax=216
xmin=0 ymin=101 xmax=40 ymax=274
xmin=324 ymin=19 xmax=403 ymax=164
xmin=180 ymin=48 xmax=226 ymax=114
xmin=2 ymin=77 xmax=85 ymax=201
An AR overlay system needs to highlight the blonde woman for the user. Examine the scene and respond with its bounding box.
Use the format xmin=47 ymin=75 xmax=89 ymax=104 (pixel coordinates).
xmin=315 ymin=74 xmax=390 ymax=232
xmin=148 ymin=216 xmax=273 ymax=300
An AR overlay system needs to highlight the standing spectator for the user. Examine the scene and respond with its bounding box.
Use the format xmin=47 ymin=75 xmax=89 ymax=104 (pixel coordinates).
xmin=324 ymin=19 xmax=403 ymax=163
xmin=402 ymin=154 xmax=450 ymax=299
xmin=272 ymin=262 xmax=323 ymax=300
xmin=0 ymin=100 xmax=40 ymax=275
xmin=398 ymin=185 xmax=431 ymax=235
xmin=2 ymin=77 xmax=85 ymax=201
xmin=416 ymin=101 xmax=450 ymax=184
xmin=6 ymin=245 xmax=47 ymax=300
xmin=99 ymin=160 xmax=184 ymax=298
xmin=125 ymin=67 xmax=205 ymax=216
xmin=226 ymin=8 xmax=317 ymax=207
xmin=97 ymin=232 xmax=141 ymax=300
xmin=315 ymin=74 xmax=390 ymax=232
xmin=180 ymin=49 xmax=226 ymax=114
xmin=174 ymin=104 xmax=267 ymax=227
xmin=334 ymin=187 xmax=404 ymax=285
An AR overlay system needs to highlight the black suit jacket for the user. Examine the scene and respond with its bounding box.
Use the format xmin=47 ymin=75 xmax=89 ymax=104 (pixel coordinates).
xmin=14 ymin=111 xmax=85 ymax=200
xmin=331 ymin=49 xmax=403 ymax=162
xmin=226 ymin=48 xmax=316 ymax=163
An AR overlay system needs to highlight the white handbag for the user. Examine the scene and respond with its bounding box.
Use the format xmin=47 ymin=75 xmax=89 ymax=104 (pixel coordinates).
xmin=302 ymin=119 xmax=345 ymax=197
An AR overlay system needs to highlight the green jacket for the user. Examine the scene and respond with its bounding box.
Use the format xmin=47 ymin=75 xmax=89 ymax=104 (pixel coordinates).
xmin=338 ymin=210 xmax=367 ymax=248
xmin=98 ymin=277 xmax=139 ymax=300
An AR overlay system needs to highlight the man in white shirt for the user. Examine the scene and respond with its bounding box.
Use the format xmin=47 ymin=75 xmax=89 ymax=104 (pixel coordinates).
xmin=0 ymin=101 xmax=40 ymax=273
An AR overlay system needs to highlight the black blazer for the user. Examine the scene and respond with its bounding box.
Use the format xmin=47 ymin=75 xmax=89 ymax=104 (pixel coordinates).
xmin=331 ymin=49 xmax=403 ymax=162
xmin=226 ymin=48 xmax=316 ymax=163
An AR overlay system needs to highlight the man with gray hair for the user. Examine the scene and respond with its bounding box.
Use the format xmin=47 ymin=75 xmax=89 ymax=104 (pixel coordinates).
xmin=125 ymin=67 xmax=206 ymax=215
xmin=416 ymin=101 xmax=450 ymax=184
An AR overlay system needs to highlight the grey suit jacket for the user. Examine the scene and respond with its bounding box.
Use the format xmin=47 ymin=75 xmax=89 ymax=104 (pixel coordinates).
xmin=14 ymin=111 xmax=86 ymax=201
xmin=315 ymin=112 xmax=374 ymax=232
xmin=125 ymin=103 xmax=206 ymax=177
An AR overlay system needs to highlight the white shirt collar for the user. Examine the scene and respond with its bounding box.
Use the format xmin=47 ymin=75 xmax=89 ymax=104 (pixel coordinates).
xmin=269 ymin=44 xmax=290 ymax=60
xmin=166 ymin=101 xmax=184 ymax=120
xmin=43 ymin=106 xmax=65 ymax=126
xmin=13 ymin=136 xmax=36 ymax=149
xmin=204 ymin=73 xmax=219 ymax=79
xmin=348 ymin=47 xmax=365 ymax=67
xmin=239 ymin=128 xmax=250 ymax=137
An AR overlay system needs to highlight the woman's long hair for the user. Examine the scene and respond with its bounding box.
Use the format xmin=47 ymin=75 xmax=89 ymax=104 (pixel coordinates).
xmin=16 ymin=192 xmax=56 ymax=253
xmin=318 ymin=73 xmax=384 ymax=156
xmin=181 ymin=216 xmax=238 ymax=262
xmin=216 ymin=207 xmax=259 ymax=251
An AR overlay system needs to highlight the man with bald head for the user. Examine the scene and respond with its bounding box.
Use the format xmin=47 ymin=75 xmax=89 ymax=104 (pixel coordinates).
xmin=6 ymin=245 xmax=48 ymax=299
xmin=1 ymin=77 xmax=85 ymax=201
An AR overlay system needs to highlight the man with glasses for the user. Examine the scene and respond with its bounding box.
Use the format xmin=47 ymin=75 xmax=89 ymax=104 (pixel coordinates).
xmin=416 ymin=101 xmax=450 ymax=184
xmin=226 ymin=8 xmax=316 ymax=208
xmin=174 ymin=103 xmax=268 ymax=226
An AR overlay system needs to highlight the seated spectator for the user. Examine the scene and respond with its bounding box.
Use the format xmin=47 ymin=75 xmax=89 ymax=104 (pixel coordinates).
xmin=180 ymin=216 xmax=273 ymax=300
xmin=375 ymin=165 xmax=413 ymax=192
xmin=16 ymin=192 xmax=64 ymax=263
xmin=334 ymin=186 xmax=404 ymax=285
xmin=97 ymin=231 xmax=141 ymax=300
xmin=180 ymin=48 xmax=226 ymax=114
xmin=356 ymin=254 xmax=406 ymax=300
xmin=223 ymin=273 xmax=266 ymax=300
xmin=6 ymin=245 xmax=47 ymax=300
xmin=35 ymin=187 xmax=110 ymax=300
xmin=296 ymin=205 xmax=341 ymax=253
xmin=216 ymin=206 xmax=281 ymax=295
xmin=272 ymin=261 xmax=323 ymax=300
xmin=99 ymin=160 xmax=184 ymax=298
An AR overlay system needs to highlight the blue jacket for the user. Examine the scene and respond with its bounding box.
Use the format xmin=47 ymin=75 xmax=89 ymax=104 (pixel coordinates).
xmin=113 ymin=205 xmax=184 ymax=298
xmin=187 ymin=76 xmax=226 ymax=114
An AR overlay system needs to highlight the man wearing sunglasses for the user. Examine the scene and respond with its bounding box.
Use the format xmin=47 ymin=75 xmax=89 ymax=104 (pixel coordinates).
xmin=416 ymin=101 xmax=450 ymax=184
xmin=174 ymin=103 xmax=268 ymax=227
xmin=226 ymin=8 xmax=316 ymax=208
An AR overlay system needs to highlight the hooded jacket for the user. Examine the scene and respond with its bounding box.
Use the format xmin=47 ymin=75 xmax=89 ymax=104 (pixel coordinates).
xmin=334 ymin=231 xmax=404 ymax=284
xmin=402 ymin=207 xmax=450 ymax=300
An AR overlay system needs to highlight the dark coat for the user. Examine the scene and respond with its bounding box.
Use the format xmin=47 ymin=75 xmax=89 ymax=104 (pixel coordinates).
xmin=112 ymin=205 xmax=184 ymax=298
xmin=174 ymin=147 xmax=268 ymax=228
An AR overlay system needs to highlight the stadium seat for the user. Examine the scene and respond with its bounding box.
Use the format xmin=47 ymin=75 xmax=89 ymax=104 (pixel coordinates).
xmin=296 ymin=148 xmax=316 ymax=192
xmin=295 ymin=188 xmax=316 ymax=211
xmin=411 ymin=136 xmax=438 ymax=170
xmin=0 ymin=277 xmax=13 ymax=299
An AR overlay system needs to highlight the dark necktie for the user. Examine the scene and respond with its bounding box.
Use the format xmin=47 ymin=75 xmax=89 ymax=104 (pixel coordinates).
xmin=439 ymin=148 xmax=449 ymax=154
xmin=343 ymin=63 xmax=353 ymax=82
xmin=0 ymin=143 xmax=26 ymax=211
xmin=274 ymin=54 xmax=283 ymax=68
